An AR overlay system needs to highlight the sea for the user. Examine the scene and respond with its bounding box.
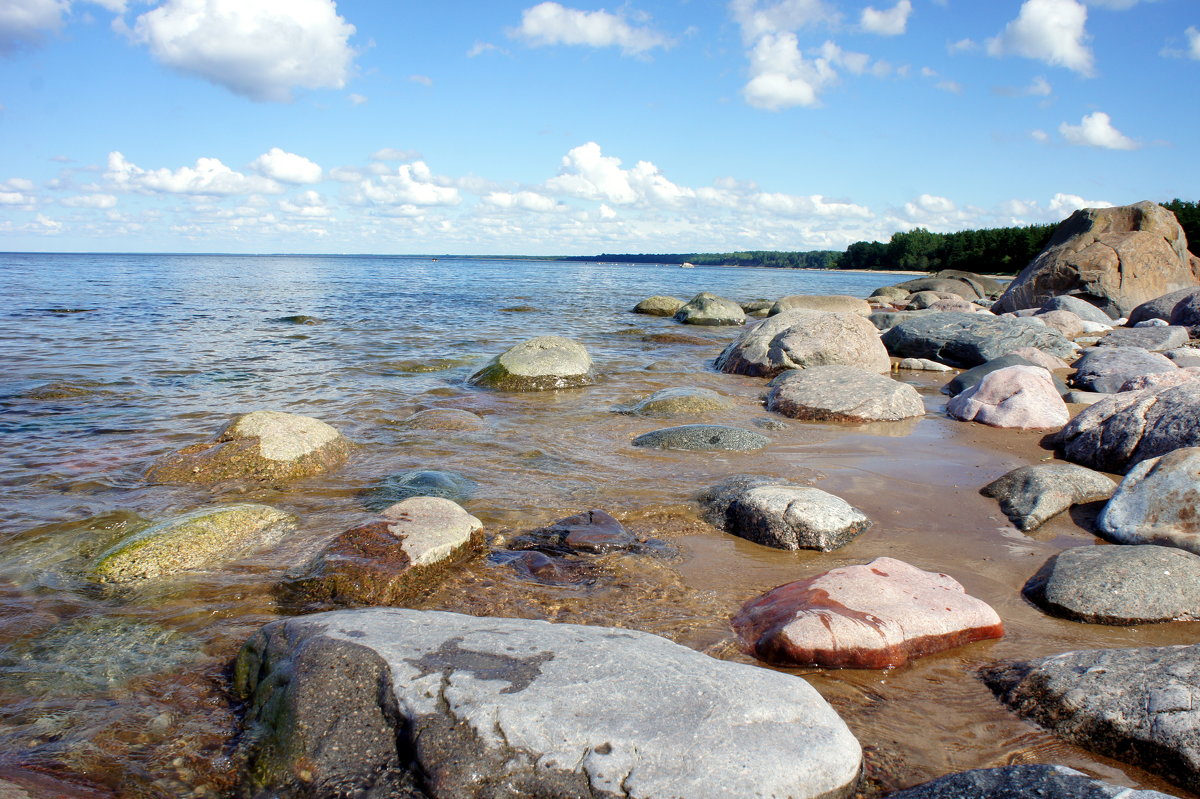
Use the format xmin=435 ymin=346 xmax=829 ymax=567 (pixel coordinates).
xmin=0 ymin=253 xmax=1191 ymax=798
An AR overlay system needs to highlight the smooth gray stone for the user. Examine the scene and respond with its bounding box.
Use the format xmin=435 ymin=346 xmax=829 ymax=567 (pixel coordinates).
xmin=888 ymin=765 xmax=1179 ymax=799
xmin=1039 ymin=295 xmax=1116 ymax=324
xmin=1070 ymin=346 xmax=1175 ymax=394
xmin=1097 ymin=326 xmax=1191 ymax=352
xmin=1052 ymin=381 xmax=1200 ymax=473
xmin=868 ymin=310 xmax=933 ymax=331
xmin=1024 ymin=544 xmax=1200 ymax=624
xmin=1170 ymin=291 xmax=1200 ymax=327
xmin=633 ymin=295 xmax=685 ymax=317
xmin=881 ymin=312 xmax=1076 ymax=368
xmin=1099 ymin=447 xmax=1200 ymax=554
xmin=766 ymin=365 xmax=924 ymax=422
xmin=673 ymin=292 xmax=746 ymax=326
xmin=935 ymin=269 xmax=1008 ymax=297
xmin=1129 ymin=287 xmax=1200 ymax=325
xmin=980 ymin=464 xmax=1115 ymax=532
xmin=234 ymin=609 xmax=863 ymax=799
xmin=726 ymin=485 xmax=871 ymax=551
xmin=1165 ymin=348 xmax=1200 ymax=368
xmin=944 ymin=353 xmax=1067 ymax=397
xmin=715 ymin=309 xmax=890 ymax=377
xmin=697 ymin=475 xmax=789 ymax=528
xmin=631 ymin=424 xmax=769 ymax=452
xmin=892 ymin=277 xmax=981 ymax=299
xmin=982 ymin=643 xmax=1200 ymax=793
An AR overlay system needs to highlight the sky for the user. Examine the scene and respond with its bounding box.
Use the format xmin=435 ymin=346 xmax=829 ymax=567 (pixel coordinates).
xmin=0 ymin=0 xmax=1197 ymax=255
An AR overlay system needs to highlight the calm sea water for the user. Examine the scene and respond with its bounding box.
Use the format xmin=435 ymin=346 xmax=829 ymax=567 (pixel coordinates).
xmin=0 ymin=254 xmax=1192 ymax=798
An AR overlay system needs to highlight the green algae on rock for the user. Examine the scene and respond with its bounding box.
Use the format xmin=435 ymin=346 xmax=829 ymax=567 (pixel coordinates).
xmin=91 ymin=504 xmax=298 ymax=583
xmin=467 ymin=336 xmax=594 ymax=391
xmin=146 ymin=410 xmax=351 ymax=484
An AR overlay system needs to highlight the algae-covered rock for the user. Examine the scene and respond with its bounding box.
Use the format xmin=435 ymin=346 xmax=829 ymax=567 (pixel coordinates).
xmin=613 ymin=387 xmax=734 ymax=417
xmin=467 ymin=336 xmax=594 ymax=391
xmin=91 ymin=504 xmax=298 ymax=583
xmin=147 ymin=410 xmax=351 ymax=485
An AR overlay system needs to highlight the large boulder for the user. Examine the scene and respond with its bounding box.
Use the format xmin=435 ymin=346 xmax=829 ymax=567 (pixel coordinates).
xmin=944 ymin=353 xmax=1067 ymax=397
xmin=1070 ymin=346 xmax=1176 ymax=394
xmin=147 ymin=410 xmax=351 ymax=485
xmin=1039 ymin=294 xmax=1115 ymax=324
xmin=1097 ymin=326 xmax=1191 ymax=352
xmin=673 ymin=292 xmax=746 ymax=326
xmin=946 ymin=365 xmax=1070 ymax=430
xmin=1170 ymin=291 xmax=1200 ymax=327
xmin=91 ymin=504 xmax=298 ymax=583
xmin=1051 ymin=381 xmax=1200 ymax=473
xmin=769 ymin=294 xmax=871 ymax=316
xmin=714 ymin=310 xmax=890 ymax=377
xmin=725 ymin=485 xmax=872 ymax=552
xmin=894 ymin=277 xmax=981 ymax=299
xmin=233 ymin=609 xmax=863 ymax=799
xmin=766 ymin=365 xmax=924 ymax=423
xmin=731 ymin=557 xmax=1003 ymax=669
xmin=1098 ymin=447 xmax=1200 ymax=554
xmin=935 ymin=270 xmax=1008 ymax=297
xmin=888 ymin=765 xmax=1177 ymax=799
xmin=993 ymin=201 xmax=1200 ymax=318
xmin=982 ymin=643 xmax=1200 ymax=793
xmin=1128 ymin=287 xmax=1200 ymax=325
xmin=468 ymin=336 xmax=594 ymax=391
xmin=880 ymin=312 xmax=1076 ymax=368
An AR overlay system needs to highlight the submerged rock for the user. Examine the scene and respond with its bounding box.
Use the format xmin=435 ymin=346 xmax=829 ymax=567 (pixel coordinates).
xmin=732 ymin=557 xmax=1003 ymax=669
xmin=613 ymin=386 xmax=734 ymax=417
xmin=632 ymin=424 xmax=769 ymax=452
xmin=233 ymin=608 xmax=863 ymax=799
xmin=725 ymin=485 xmax=871 ymax=552
xmin=766 ymin=365 xmax=924 ymax=423
xmin=714 ymin=309 xmax=890 ymax=377
xmin=273 ymin=314 xmax=324 ymax=325
xmin=507 ymin=509 xmax=640 ymax=555
xmin=673 ymin=292 xmax=746 ymax=326
xmin=394 ymin=408 xmax=486 ymax=431
xmin=468 ymin=336 xmax=594 ymax=391
xmin=980 ymin=463 xmax=1116 ymax=532
xmin=147 ymin=410 xmax=351 ymax=485
xmin=91 ymin=504 xmax=298 ymax=583
xmin=362 ymin=469 xmax=475 ymax=510
xmin=888 ymin=765 xmax=1177 ymax=799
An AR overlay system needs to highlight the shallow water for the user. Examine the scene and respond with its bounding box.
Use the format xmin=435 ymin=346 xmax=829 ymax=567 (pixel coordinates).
xmin=0 ymin=254 xmax=1193 ymax=797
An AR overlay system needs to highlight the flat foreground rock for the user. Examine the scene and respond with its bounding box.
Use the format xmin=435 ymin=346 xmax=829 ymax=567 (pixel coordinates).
xmin=766 ymin=365 xmax=924 ymax=423
xmin=982 ymin=643 xmax=1200 ymax=793
xmin=234 ymin=608 xmax=863 ymax=799
xmin=731 ymin=557 xmax=1003 ymax=669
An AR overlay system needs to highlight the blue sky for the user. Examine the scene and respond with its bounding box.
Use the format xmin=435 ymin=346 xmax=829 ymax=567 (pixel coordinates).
xmin=0 ymin=0 xmax=1196 ymax=254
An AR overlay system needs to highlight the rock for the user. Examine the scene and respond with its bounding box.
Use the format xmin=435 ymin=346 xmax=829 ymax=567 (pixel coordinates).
xmin=1039 ymin=294 xmax=1116 ymax=324
xmin=732 ymin=557 xmax=1003 ymax=669
xmin=1064 ymin=390 xmax=1109 ymax=405
xmin=740 ymin=299 xmax=774 ymax=317
xmin=1024 ymin=545 xmax=1200 ymax=624
xmin=233 ymin=608 xmax=863 ymax=799
xmin=289 ymin=497 xmax=483 ymax=607
xmin=613 ymin=387 xmax=734 ymax=417
xmin=489 ymin=549 xmax=598 ymax=587
xmin=981 ymin=643 xmax=1200 ymax=793
xmin=362 ymin=470 xmax=474 ymax=510
xmin=640 ymin=331 xmax=718 ymax=345
xmin=927 ymin=297 xmax=978 ymax=313
xmin=396 ymin=408 xmax=486 ymax=431
xmin=1119 ymin=369 xmax=1200 ymax=392
xmin=633 ymin=295 xmax=685 ymax=316
xmin=769 ymin=294 xmax=871 ymax=316
xmin=502 ymin=509 xmax=660 ymax=557
xmin=868 ymin=309 xmax=933 ymax=330
xmin=715 ymin=309 xmax=891 ymax=377
xmin=18 ymin=379 xmax=114 ymax=401
xmin=935 ymin=270 xmax=1008 ymax=297
xmin=1170 ymin=291 xmax=1200 ymax=326
xmin=696 ymin=475 xmax=789 ymax=527
xmin=1129 ymin=287 xmax=1200 ymax=325
xmin=1070 ymin=346 xmax=1177 ymax=393
xmin=897 ymin=357 xmax=953 ymax=371
xmin=273 ymin=314 xmax=324 ymax=325
xmin=672 ymin=292 xmax=746 ymax=326
xmin=723 ymin=485 xmax=871 ymax=551
xmin=1052 ymin=382 xmax=1200 ymax=473
xmin=631 ymin=424 xmax=769 ymax=452
xmin=981 ymin=464 xmax=1116 ymax=532
xmin=943 ymin=353 xmax=1067 ymax=397
xmin=905 ymin=290 xmax=961 ymax=310
xmin=1137 ymin=318 xmax=1171 ymax=327
xmin=468 ymin=336 xmax=594 ymax=391
xmin=1166 ymin=347 xmax=1200 ymax=368
xmin=766 ymin=365 xmax=924 ymax=423
xmin=993 ymin=201 xmax=1200 ymax=317
xmin=947 ymin=365 xmax=1069 ymax=429
xmin=881 ymin=312 xmax=1076 ymax=368
xmin=90 ymin=504 xmax=297 ymax=583
xmin=147 ymin=410 xmax=351 ymax=485
xmin=1097 ymin=325 xmax=1191 ymax=352
xmin=894 ymin=277 xmax=981 ymax=299
xmin=887 ymin=764 xmax=1177 ymax=799
xmin=1036 ymin=309 xmax=1088 ymax=337
xmin=1098 ymin=447 xmax=1200 ymax=554
xmin=869 ymin=285 xmax=910 ymax=302
xmin=1010 ymin=346 xmax=1071 ymax=371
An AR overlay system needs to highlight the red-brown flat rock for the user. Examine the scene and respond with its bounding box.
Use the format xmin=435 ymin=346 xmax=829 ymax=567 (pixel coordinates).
xmin=731 ymin=557 xmax=1004 ymax=669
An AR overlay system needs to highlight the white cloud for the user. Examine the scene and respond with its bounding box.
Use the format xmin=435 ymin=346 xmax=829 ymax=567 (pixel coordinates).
xmin=126 ymin=0 xmax=357 ymax=102
xmin=936 ymin=80 xmax=962 ymax=94
xmin=1188 ymin=26 xmax=1200 ymax=60
xmin=0 ymin=0 xmax=68 ymax=52
xmin=61 ymin=193 xmax=118 ymax=208
xmin=483 ymin=191 xmax=560 ymax=212
xmin=987 ymin=0 xmax=1094 ymax=76
xmin=5 ymin=177 xmax=35 ymax=191
xmin=742 ymin=33 xmax=855 ymax=110
xmin=371 ymin=148 xmax=421 ymax=162
xmin=1031 ymin=129 xmax=1050 ymax=142
xmin=948 ymin=38 xmax=977 ymax=54
xmin=351 ymin=162 xmax=461 ymax=207
xmin=730 ymin=0 xmax=839 ymax=42
xmin=467 ymin=41 xmax=503 ymax=57
xmin=512 ymin=2 xmax=669 ymax=55
xmin=280 ymin=190 xmax=330 ymax=217
xmin=860 ymin=0 xmax=912 ymax=36
xmin=33 ymin=213 xmax=62 ymax=232
xmin=105 ymin=151 xmax=283 ymax=195
xmin=1049 ymin=192 xmax=1112 ymax=214
xmin=348 ymin=93 xmax=367 ymax=106
xmin=1058 ymin=111 xmax=1138 ymax=149
xmin=545 ymin=142 xmax=693 ymax=205
xmin=251 ymin=147 xmax=323 ymax=184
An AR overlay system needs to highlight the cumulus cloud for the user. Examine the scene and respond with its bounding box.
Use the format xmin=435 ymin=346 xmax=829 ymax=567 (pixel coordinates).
xmin=512 ymin=2 xmax=669 ymax=55
xmin=1188 ymin=26 xmax=1200 ymax=60
xmin=948 ymin=38 xmax=977 ymax=54
xmin=987 ymin=0 xmax=1094 ymax=76
xmin=0 ymin=0 xmax=68 ymax=53
xmin=742 ymin=34 xmax=877 ymax=109
xmin=60 ymin=193 xmax=118 ymax=208
xmin=545 ymin=142 xmax=693 ymax=205
xmin=105 ymin=151 xmax=283 ymax=195
xmin=860 ymin=0 xmax=912 ymax=36
xmin=730 ymin=0 xmax=840 ymax=42
xmin=483 ymin=190 xmax=560 ymax=212
xmin=126 ymin=0 xmax=357 ymax=102
xmin=280 ymin=190 xmax=330 ymax=217
xmin=351 ymin=162 xmax=461 ymax=207
xmin=1058 ymin=111 xmax=1138 ymax=149
xmin=251 ymin=148 xmax=323 ymax=184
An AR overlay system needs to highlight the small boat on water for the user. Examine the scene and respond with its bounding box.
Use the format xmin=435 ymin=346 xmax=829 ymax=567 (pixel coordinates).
xmin=680 ymin=262 xmax=695 ymax=268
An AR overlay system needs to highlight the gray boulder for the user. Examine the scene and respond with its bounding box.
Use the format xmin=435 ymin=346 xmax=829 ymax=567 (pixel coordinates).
xmin=980 ymin=463 xmax=1116 ymax=532
xmin=1166 ymin=347 xmax=1200 ymax=368
xmin=769 ymin=294 xmax=870 ymax=316
xmin=935 ymin=270 xmax=1008 ymax=297
xmin=880 ymin=312 xmax=1076 ymax=368
xmin=673 ymin=292 xmax=746 ymax=326
xmin=766 ymin=365 xmax=924 ymax=423
xmin=1039 ymin=294 xmax=1116 ymax=324
xmin=982 ymin=643 xmax=1200 ymax=793
xmin=1099 ymin=447 xmax=1200 ymax=554
xmin=1024 ymin=544 xmax=1200 ymax=624
xmin=906 ymin=290 xmax=961 ymax=310
xmin=714 ymin=309 xmax=890 ymax=377
xmin=868 ymin=310 xmax=933 ymax=330
xmin=869 ymin=285 xmax=910 ymax=302
xmin=726 ymin=485 xmax=871 ymax=551
xmin=633 ymin=295 xmax=684 ymax=316
xmin=613 ymin=387 xmax=734 ymax=417
xmin=1053 ymin=382 xmax=1200 ymax=473
xmin=888 ymin=765 xmax=1178 ymax=799
xmin=1097 ymin=326 xmax=1191 ymax=352
xmin=1070 ymin=346 xmax=1176 ymax=393
xmin=233 ymin=609 xmax=863 ymax=799
xmin=894 ymin=277 xmax=981 ymax=299
xmin=632 ymin=424 xmax=769 ymax=452
xmin=1128 ymin=287 xmax=1200 ymax=325
xmin=468 ymin=336 xmax=594 ymax=391
xmin=993 ymin=201 xmax=1200 ymax=317
xmin=1170 ymin=291 xmax=1200 ymax=327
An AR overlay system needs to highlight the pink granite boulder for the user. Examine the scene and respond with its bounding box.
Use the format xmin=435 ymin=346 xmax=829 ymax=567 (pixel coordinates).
xmin=946 ymin=365 xmax=1069 ymax=429
xmin=1118 ymin=367 xmax=1200 ymax=392
xmin=731 ymin=557 xmax=1004 ymax=669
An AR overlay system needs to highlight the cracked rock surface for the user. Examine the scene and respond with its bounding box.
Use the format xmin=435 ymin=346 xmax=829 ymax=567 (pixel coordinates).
xmin=234 ymin=608 xmax=862 ymax=799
